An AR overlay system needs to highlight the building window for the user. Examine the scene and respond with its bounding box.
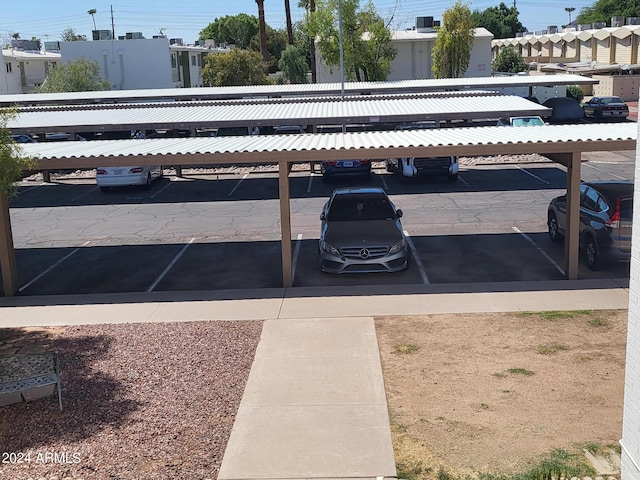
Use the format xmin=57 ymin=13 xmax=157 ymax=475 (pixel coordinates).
xmin=191 ymin=55 xmax=196 ymax=66
xmin=5 ymin=62 xmax=12 ymax=73
xmin=170 ymin=53 xmax=177 ymax=69
xmin=197 ymin=54 xmax=202 ymax=67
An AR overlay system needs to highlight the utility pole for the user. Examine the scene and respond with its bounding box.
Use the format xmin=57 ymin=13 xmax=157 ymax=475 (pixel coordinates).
xmin=111 ymin=5 xmax=115 ymax=40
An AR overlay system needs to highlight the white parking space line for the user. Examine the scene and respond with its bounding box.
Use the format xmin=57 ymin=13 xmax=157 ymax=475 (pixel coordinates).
xmin=292 ymin=234 xmax=303 ymax=283
xmin=512 ymin=226 xmax=564 ymax=275
xmin=457 ymin=173 xmax=470 ymax=187
xmin=307 ymin=174 xmax=315 ymax=193
xmin=150 ymin=179 xmax=174 ymax=199
xmin=514 ymin=165 xmax=550 ymax=185
xmin=147 ymin=237 xmax=195 ymax=292
xmin=18 ymin=182 xmax=48 ymax=194
xmin=19 ymin=241 xmax=91 ymax=293
xmin=71 ymin=186 xmax=99 ymax=202
xmin=228 ymin=173 xmax=249 ymax=196
xmin=380 ymin=173 xmax=389 ymax=191
xmin=583 ymin=163 xmax=628 ymax=180
xmin=404 ymin=230 xmax=430 ymax=284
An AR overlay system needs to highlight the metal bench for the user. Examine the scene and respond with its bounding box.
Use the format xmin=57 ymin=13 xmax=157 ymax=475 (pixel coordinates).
xmin=0 ymin=352 xmax=63 ymax=410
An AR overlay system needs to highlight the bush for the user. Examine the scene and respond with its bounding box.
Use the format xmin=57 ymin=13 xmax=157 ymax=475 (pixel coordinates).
xmin=566 ymin=85 xmax=584 ymax=104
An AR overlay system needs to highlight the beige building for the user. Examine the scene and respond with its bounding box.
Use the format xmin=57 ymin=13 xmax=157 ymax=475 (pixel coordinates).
xmin=492 ymin=22 xmax=640 ymax=100
xmin=316 ymin=19 xmax=494 ymax=82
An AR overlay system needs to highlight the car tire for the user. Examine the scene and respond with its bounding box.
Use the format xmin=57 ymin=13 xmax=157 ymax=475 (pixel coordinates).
xmin=548 ymin=212 xmax=563 ymax=243
xmin=584 ymin=235 xmax=600 ymax=270
xmin=143 ymin=173 xmax=152 ymax=190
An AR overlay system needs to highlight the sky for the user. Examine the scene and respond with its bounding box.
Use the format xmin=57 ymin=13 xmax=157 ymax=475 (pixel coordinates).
xmin=2 ymin=0 xmax=597 ymax=46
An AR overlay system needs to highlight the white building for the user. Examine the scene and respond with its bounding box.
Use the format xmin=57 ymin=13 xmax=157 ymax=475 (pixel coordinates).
xmin=0 ymin=48 xmax=60 ymax=95
xmin=623 ymin=124 xmax=640 ymax=479
xmin=58 ymin=36 xmax=230 ymax=90
xmin=61 ymin=37 xmax=173 ymax=90
xmin=316 ymin=19 xmax=493 ymax=82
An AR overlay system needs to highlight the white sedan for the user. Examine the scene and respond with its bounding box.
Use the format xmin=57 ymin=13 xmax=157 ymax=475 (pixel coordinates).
xmin=96 ymin=165 xmax=163 ymax=192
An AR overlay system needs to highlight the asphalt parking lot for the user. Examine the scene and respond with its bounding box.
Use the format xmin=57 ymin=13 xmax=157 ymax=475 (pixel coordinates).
xmin=5 ymin=153 xmax=634 ymax=296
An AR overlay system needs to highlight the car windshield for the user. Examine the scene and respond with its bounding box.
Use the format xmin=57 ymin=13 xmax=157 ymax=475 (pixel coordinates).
xmin=511 ymin=117 xmax=544 ymax=126
xmin=327 ymin=194 xmax=396 ymax=221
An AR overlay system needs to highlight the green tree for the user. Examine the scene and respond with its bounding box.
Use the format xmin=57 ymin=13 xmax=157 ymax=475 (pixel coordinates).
xmin=305 ymin=0 xmax=396 ymax=81
xmin=0 ymin=110 xmax=36 ymax=198
xmin=0 ymin=109 xmax=36 ymax=296
xmin=432 ymin=0 xmax=475 ymax=79
xmin=60 ymin=28 xmax=87 ymax=42
xmin=278 ymin=44 xmax=309 ymax=83
xmin=250 ymin=25 xmax=288 ymax=73
xmin=577 ymin=0 xmax=640 ymax=24
xmin=471 ymin=2 xmax=526 ymax=39
xmin=199 ymin=14 xmax=259 ymax=49
xmin=202 ymin=49 xmax=271 ymax=86
xmin=37 ymin=57 xmax=111 ymax=93
xmin=492 ymin=46 xmax=527 ymax=72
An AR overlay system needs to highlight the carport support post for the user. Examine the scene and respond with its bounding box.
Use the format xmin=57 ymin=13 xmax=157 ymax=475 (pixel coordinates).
xmin=278 ymin=161 xmax=293 ymax=287
xmin=564 ymin=152 xmax=581 ymax=280
xmin=0 ymin=192 xmax=18 ymax=296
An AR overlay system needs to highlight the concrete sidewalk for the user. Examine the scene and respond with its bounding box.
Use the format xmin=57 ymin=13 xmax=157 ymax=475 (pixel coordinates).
xmin=0 ymin=279 xmax=631 ymax=479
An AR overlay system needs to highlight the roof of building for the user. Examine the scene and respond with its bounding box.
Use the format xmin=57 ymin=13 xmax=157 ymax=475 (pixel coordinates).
xmin=1 ymin=49 xmax=61 ymax=60
xmin=392 ymin=27 xmax=493 ymax=41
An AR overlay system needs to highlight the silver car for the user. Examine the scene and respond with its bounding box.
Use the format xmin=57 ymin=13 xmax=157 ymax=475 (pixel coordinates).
xmin=319 ymin=187 xmax=409 ymax=273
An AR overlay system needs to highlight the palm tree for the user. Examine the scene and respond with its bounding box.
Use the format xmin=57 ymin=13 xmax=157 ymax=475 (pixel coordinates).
xmin=564 ymin=7 xmax=575 ymax=25
xmin=285 ymin=0 xmax=294 ymax=44
xmin=255 ymin=0 xmax=269 ymax=62
xmin=298 ymin=0 xmax=316 ymax=82
xmin=88 ymin=9 xmax=97 ymax=31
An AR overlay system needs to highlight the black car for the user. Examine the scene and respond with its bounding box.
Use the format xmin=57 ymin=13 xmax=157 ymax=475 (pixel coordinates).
xmin=547 ymin=181 xmax=633 ymax=270
xmin=542 ymin=97 xmax=584 ymax=123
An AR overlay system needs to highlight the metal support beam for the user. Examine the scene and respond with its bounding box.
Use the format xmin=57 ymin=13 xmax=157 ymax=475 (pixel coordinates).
xmin=278 ymin=161 xmax=293 ymax=288
xmin=564 ymin=152 xmax=582 ymax=280
xmin=0 ymin=193 xmax=18 ymax=296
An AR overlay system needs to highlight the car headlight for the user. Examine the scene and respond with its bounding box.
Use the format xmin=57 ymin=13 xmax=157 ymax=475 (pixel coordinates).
xmin=320 ymin=240 xmax=340 ymax=256
xmin=389 ymin=238 xmax=406 ymax=254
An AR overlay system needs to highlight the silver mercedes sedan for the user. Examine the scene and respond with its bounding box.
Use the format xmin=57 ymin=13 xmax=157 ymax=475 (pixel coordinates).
xmin=318 ymin=187 xmax=409 ymax=273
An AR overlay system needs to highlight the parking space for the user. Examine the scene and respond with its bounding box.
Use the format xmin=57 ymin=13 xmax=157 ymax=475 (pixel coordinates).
xmin=5 ymin=157 xmax=633 ymax=296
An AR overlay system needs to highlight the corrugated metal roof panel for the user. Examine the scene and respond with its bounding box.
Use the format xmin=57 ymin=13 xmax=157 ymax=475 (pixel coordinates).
xmin=19 ymin=123 xmax=636 ymax=166
xmin=0 ymin=75 xmax=599 ymax=106
xmin=10 ymin=96 xmax=550 ymax=133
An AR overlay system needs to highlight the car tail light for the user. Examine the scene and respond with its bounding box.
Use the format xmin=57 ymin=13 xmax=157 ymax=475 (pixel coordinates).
xmin=325 ymin=161 xmax=337 ymax=166
xmin=129 ymin=167 xmax=144 ymax=173
xmin=358 ymin=159 xmax=371 ymax=165
xmin=606 ymin=197 xmax=621 ymax=229
xmin=96 ymin=168 xmax=107 ymax=175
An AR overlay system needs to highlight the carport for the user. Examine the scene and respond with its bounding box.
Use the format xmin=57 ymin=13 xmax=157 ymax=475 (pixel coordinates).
xmin=1 ymin=76 xmax=634 ymax=296
xmin=2 ymin=123 xmax=635 ymax=296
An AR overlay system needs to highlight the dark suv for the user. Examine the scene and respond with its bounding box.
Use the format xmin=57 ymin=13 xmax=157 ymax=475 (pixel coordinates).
xmin=547 ymin=181 xmax=633 ymax=270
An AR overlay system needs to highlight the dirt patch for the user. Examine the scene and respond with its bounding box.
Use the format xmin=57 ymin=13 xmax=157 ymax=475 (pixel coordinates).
xmin=375 ymin=310 xmax=627 ymax=477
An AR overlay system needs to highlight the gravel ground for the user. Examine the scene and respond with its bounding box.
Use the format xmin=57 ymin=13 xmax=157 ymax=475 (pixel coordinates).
xmin=0 ymin=321 xmax=263 ymax=480
xmin=20 ymin=154 xmax=551 ymax=183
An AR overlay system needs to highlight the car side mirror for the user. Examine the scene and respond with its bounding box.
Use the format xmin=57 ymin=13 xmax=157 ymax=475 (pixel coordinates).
xmin=396 ymin=209 xmax=403 ymax=218
xmin=320 ymin=212 xmax=326 ymax=221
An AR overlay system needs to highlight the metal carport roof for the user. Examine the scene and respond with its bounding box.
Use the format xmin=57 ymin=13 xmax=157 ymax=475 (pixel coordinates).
xmin=8 ymin=95 xmax=550 ymax=133
xmin=17 ymin=123 xmax=636 ymax=167
xmin=0 ymin=74 xmax=598 ymax=106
